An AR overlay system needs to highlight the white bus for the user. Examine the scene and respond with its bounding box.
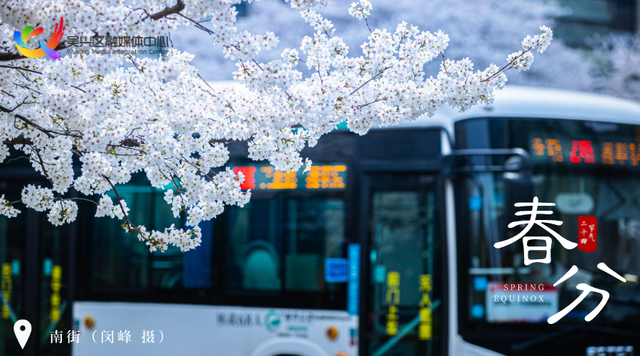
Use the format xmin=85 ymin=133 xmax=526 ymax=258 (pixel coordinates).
xmin=0 ymin=85 xmax=639 ymax=356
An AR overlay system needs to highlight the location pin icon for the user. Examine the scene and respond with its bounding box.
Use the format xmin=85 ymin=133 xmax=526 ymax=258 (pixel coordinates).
xmin=13 ymin=319 xmax=31 ymax=349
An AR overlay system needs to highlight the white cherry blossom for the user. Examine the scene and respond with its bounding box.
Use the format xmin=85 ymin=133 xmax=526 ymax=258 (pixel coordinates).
xmin=0 ymin=0 xmax=552 ymax=252
xmin=0 ymin=195 xmax=20 ymax=218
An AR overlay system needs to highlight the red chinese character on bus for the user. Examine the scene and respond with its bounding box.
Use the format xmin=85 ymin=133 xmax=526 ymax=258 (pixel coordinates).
xmin=578 ymin=215 xmax=597 ymax=252
xmin=569 ymin=140 xmax=595 ymax=164
xmin=232 ymin=166 xmax=256 ymax=189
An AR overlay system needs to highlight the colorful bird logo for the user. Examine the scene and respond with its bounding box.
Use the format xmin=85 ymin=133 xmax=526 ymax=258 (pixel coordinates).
xmin=14 ymin=17 xmax=65 ymax=60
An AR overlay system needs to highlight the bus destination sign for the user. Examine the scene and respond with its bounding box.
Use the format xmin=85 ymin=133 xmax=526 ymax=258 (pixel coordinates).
xmin=232 ymin=164 xmax=347 ymax=191
xmin=531 ymin=137 xmax=640 ymax=167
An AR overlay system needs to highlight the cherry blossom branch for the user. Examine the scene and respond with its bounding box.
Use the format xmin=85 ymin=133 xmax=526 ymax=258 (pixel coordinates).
xmin=177 ymin=13 xmax=215 ymax=35
xmin=364 ymin=18 xmax=372 ymax=33
xmin=346 ymin=67 xmax=389 ymax=97
xmin=354 ymin=96 xmax=388 ymax=108
xmin=148 ymin=0 xmax=185 ymax=21
xmin=14 ymin=83 xmax=42 ymax=95
xmin=441 ymin=53 xmax=450 ymax=75
xmin=5 ymin=155 xmax=29 ymax=163
xmin=0 ymin=65 xmax=42 ymax=74
xmin=196 ymin=73 xmax=238 ymax=114
xmin=177 ymin=154 xmax=213 ymax=180
xmin=0 ymin=98 xmax=28 ymax=114
xmin=159 ymin=166 xmax=186 ymax=195
xmin=3 ymin=135 xmax=32 ymax=145
xmin=100 ymin=175 xmax=136 ymax=233
xmin=481 ymin=47 xmax=533 ymax=82
xmin=1 ymin=104 xmax=55 ymax=138
xmin=67 ymin=197 xmax=99 ymax=205
xmin=0 ymin=1 xmax=552 ymax=253
xmin=1 ymin=90 xmax=15 ymax=98
xmin=32 ymin=148 xmax=51 ymax=179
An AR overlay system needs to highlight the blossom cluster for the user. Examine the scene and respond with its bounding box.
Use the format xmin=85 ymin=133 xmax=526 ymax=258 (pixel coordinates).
xmin=0 ymin=0 xmax=552 ymax=252
xmin=508 ymin=25 xmax=553 ymax=72
xmin=348 ymin=0 xmax=373 ymax=20
xmin=0 ymin=195 xmax=19 ymax=218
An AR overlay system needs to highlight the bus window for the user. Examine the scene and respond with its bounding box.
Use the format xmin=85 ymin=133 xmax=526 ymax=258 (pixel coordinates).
xmin=92 ymin=185 xmax=188 ymax=290
xmin=226 ymin=199 xmax=283 ymax=292
xmin=284 ymin=199 xmax=345 ymax=291
xmin=225 ymin=197 xmax=345 ymax=294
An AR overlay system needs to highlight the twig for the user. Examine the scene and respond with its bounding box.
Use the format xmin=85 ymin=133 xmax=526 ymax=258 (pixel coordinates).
xmin=67 ymin=197 xmax=99 ymax=205
xmin=0 ymin=65 xmax=42 ymax=75
xmin=5 ymin=156 xmax=29 ymax=163
xmin=1 ymin=90 xmax=15 ymax=98
xmin=364 ymin=18 xmax=372 ymax=33
xmin=101 ymin=175 xmax=137 ymax=233
xmin=481 ymin=47 xmax=533 ymax=83
xmin=441 ymin=53 xmax=450 ymax=75
xmin=177 ymin=13 xmax=215 ymax=35
xmin=1 ymin=104 xmax=55 ymax=138
xmin=346 ymin=67 xmax=389 ymax=98
xmin=354 ymin=96 xmax=388 ymax=109
xmin=33 ymin=148 xmax=50 ymax=179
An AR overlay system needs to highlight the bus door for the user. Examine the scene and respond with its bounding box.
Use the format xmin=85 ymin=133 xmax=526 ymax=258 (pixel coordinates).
xmin=361 ymin=173 xmax=443 ymax=356
xmin=355 ymin=127 xmax=447 ymax=356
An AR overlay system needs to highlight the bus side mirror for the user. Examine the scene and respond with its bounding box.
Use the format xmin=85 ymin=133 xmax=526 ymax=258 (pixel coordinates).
xmin=502 ymin=155 xmax=534 ymax=220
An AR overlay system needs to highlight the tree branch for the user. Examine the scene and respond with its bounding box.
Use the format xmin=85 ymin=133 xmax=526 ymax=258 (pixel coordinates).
xmin=0 ymin=65 xmax=42 ymax=75
xmin=149 ymin=0 xmax=185 ymax=20
xmin=101 ymin=175 xmax=135 ymax=232
xmin=3 ymin=135 xmax=33 ymax=145
xmin=177 ymin=13 xmax=215 ymax=35
xmin=481 ymin=47 xmax=533 ymax=83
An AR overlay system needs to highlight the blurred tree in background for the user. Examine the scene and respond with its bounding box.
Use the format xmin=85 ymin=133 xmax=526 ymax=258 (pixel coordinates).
xmin=176 ymin=0 xmax=640 ymax=101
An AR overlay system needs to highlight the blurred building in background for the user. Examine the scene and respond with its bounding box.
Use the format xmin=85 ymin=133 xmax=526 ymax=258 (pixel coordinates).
xmin=555 ymin=0 xmax=637 ymax=47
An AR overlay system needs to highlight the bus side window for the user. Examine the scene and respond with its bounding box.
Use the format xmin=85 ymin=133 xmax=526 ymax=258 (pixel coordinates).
xmin=93 ymin=186 xmax=185 ymax=290
xmin=284 ymin=199 xmax=345 ymax=292
xmin=226 ymin=200 xmax=283 ymax=292
xmin=241 ymin=240 xmax=281 ymax=290
xmin=225 ymin=197 xmax=345 ymax=294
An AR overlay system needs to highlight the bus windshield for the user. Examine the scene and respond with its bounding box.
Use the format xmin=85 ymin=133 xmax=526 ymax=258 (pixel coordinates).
xmin=455 ymin=118 xmax=640 ymax=352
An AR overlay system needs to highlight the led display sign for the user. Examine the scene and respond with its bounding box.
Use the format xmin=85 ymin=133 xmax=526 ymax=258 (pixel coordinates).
xmin=232 ymin=164 xmax=347 ymax=190
xmin=531 ymin=137 xmax=640 ymax=166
